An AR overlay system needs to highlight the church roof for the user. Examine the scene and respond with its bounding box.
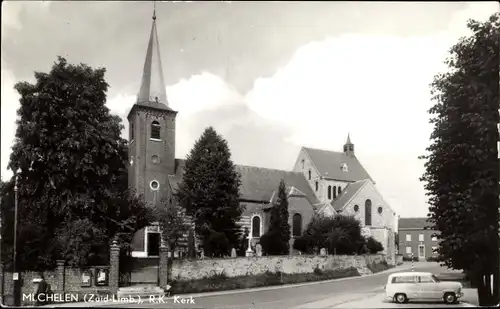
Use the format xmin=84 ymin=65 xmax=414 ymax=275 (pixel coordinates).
xmin=136 ymin=9 xmax=169 ymax=107
xmin=303 ymin=147 xmax=373 ymax=182
xmin=168 ymin=159 xmax=319 ymax=205
xmin=399 ymin=217 xmax=431 ymax=230
xmin=330 ymin=179 xmax=370 ymax=211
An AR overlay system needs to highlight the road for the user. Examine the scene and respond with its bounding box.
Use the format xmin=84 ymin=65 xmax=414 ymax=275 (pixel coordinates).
xmin=48 ymin=262 xmax=476 ymax=308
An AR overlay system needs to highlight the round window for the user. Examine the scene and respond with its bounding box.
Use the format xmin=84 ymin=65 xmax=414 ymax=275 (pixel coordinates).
xmin=151 ymin=155 xmax=159 ymax=164
xmin=378 ymin=206 xmax=383 ymax=214
xmin=150 ymin=180 xmax=160 ymax=190
xmin=354 ymin=205 xmax=359 ymax=212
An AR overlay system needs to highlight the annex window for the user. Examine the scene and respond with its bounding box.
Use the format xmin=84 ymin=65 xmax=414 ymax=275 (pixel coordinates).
xmin=431 ymin=236 xmax=437 ymax=241
xmin=405 ymin=246 xmax=412 ymax=254
xmin=315 ymin=181 xmax=319 ymax=191
xmin=328 ymin=186 xmax=332 ymax=199
xmin=151 ymin=121 xmax=161 ymax=140
xmin=338 ymin=186 xmax=341 ymax=195
xmin=308 ymin=170 xmax=311 ymax=180
xmin=365 ymin=199 xmax=372 ymax=226
xmin=252 ymin=216 xmax=261 ymax=238
xmin=292 ymin=213 xmax=302 ymax=237
xmin=333 ymin=186 xmax=337 ymax=198
xmin=406 ymin=234 xmax=411 ymax=241
xmin=301 ymin=159 xmax=305 ymax=169
xmin=419 ymin=234 xmax=424 ymax=241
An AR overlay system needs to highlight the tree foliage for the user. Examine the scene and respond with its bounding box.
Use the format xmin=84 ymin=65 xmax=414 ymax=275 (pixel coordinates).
xmin=176 ymin=127 xmax=243 ymax=257
xmin=1 ymin=57 xmax=155 ymax=270
xmin=293 ymin=214 xmax=367 ymax=255
xmin=260 ymin=179 xmax=291 ymax=255
xmin=365 ymin=236 xmax=384 ymax=254
xmin=419 ymin=14 xmax=499 ymax=306
xmin=156 ymin=203 xmax=190 ymax=254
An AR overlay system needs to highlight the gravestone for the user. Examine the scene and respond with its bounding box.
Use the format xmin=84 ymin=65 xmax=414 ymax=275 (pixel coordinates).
xmin=320 ymin=248 xmax=327 ymax=256
xmin=256 ymin=244 xmax=262 ymax=257
xmin=231 ymin=248 xmax=237 ymax=258
xmin=200 ymin=249 xmax=205 ymax=259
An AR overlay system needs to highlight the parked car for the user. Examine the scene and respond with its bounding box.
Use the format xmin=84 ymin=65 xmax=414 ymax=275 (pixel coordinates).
xmin=384 ymin=271 xmax=463 ymax=304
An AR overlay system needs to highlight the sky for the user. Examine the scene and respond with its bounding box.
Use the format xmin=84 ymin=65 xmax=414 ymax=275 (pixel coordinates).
xmin=1 ymin=1 xmax=499 ymax=218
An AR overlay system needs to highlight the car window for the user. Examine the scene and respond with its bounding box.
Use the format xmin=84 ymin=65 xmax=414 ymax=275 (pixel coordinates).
xmin=391 ymin=276 xmax=418 ymax=284
xmin=419 ymin=276 xmax=434 ymax=283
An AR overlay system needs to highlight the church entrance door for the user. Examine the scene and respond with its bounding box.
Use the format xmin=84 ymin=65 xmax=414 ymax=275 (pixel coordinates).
xmin=147 ymin=232 xmax=160 ymax=257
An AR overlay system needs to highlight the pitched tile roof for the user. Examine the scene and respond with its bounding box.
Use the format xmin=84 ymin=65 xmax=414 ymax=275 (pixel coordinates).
xmin=398 ymin=217 xmax=432 ymax=230
xmin=330 ymin=179 xmax=370 ymax=211
xmin=168 ymin=159 xmax=319 ymax=206
xmin=303 ymin=147 xmax=373 ymax=182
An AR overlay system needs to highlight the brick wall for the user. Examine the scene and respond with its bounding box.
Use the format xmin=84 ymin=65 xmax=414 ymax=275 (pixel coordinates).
xmin=398 ymin=228 xmax=438 ymax=260
xmin=0 ymin=265 xmax=112 ymax=306
xmin=170 ymin=254 xmax=387 ymax=281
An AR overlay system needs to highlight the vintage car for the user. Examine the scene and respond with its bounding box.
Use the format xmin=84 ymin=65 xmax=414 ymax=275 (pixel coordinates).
xmin=385 ymin=271 xmax=463 ymax=304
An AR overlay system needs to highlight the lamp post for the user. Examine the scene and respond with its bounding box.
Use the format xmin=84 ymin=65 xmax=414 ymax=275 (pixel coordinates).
xmin=13 ymin=168 xmax=20 ymax=306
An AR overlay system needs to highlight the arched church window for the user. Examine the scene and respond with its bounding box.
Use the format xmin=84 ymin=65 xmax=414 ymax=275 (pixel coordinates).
xmin=308 ymin=170 xmax=311 ymax=180
xmin=252 ymin=216 xmax=261 ymax=238
xmin=292 ymin=213 xmax=302 ymax=237
xmin=333 ymin=186 xmax=337 ymax=198
xmin=338 ymin=186 xmax=342 ymax=195
xmin=130 ymin=122 xmax=135 ymax=140
xmin=315 ymin=181 xmax=319 ymax=191
xmin=328 ymin=186 xmax=332 ymax=199
xmin=365 ymin=199 xmax=372 ymax=226
xmin=301 ymin=159 xmax=305 ymax=169
xmin=151 ymin=121 xmax=161 ymax=140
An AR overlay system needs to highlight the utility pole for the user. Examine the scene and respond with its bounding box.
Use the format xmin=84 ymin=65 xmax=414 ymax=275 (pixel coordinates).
xmin=13 ymin=169 xmax=20 ymax=306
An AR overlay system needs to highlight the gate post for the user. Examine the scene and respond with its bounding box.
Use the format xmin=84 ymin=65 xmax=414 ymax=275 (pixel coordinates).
xmin=109 ymin=238 xmax=120 ymax=296
xmin=159 ymin=237 xmax=169 ymax=290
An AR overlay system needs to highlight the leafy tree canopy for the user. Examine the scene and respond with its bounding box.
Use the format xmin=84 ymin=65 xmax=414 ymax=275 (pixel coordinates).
xmin=420 ymin=14 xmax=499 ymax=306
xmin=176 ymin=126 xmax=243 ymax=257
xmin=1 ymin=57 xmax=154 ymax=270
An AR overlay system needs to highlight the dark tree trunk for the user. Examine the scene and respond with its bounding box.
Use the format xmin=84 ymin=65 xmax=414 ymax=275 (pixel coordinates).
xmin=472 ymin=271 xmax=497 ymax=306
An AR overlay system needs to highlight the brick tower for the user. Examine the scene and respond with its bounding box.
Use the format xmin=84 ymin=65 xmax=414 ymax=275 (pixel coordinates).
xmin=129 ymin=8 xmax=177 ymax=257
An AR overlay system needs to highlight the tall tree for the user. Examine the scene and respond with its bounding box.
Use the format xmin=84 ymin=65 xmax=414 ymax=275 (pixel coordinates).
xmin=260 ymin=179 xmax=291 ymax=255
xmin=2 ymin=57 xmax=154 ymax=270
xmin=420 ymin=14 xmax=499 ymax=306
xmin=177 ymin=127 xmax=243 ymax=257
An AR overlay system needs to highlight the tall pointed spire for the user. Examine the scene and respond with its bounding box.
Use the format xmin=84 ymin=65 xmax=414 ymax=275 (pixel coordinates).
xmin=137 ymin=1 xmax=168 ymax=105
xmin=343 ymin=133 xmax=355 ymax=157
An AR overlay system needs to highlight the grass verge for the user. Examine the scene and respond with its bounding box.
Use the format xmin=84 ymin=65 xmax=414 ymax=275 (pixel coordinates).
xmin=170 ymin=267 xmax=360 ymax=294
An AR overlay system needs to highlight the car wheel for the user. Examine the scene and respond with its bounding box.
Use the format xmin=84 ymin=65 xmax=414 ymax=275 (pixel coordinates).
xmin=394 ymin=293 xmax=408 ymax=304
xmin=443 ymin=292 xmax=457 ymax=304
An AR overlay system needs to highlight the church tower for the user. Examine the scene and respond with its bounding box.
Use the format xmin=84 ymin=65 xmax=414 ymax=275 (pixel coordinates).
xmin=343 ymin=133 xmax=354 ymax=157
xmin=128 ymin=8 xmax=177 ymax=209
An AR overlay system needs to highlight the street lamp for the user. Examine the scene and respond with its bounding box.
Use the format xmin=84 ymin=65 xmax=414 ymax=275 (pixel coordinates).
xmin=13 ymin=168 xmax=21 ymax=306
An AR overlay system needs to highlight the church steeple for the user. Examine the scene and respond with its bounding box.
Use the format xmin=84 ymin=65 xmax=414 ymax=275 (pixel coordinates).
xmin=343 ymin=133 xmax=355 ymax=157
xmin=137 ymin=3 xmax=168 ymax=105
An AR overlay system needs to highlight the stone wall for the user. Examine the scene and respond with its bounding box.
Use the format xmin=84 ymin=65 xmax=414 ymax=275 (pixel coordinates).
xmin=170 ymin=254 xmax=386 ymax=281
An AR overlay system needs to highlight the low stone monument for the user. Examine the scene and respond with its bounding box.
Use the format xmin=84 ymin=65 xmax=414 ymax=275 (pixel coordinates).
xmin=320 ymin=248 xmax=327 ymax=256
xmin=256 ymin=244 xmax=262 ymax=257
xmin=200 ymin=248 xmax=205 ymax=259
xmin=231 ymin=248 xmax=237 ymax=257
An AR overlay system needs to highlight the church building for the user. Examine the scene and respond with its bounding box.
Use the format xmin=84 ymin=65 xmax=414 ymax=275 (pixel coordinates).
xmin=128 ymin=11 xmax=397 ymax=262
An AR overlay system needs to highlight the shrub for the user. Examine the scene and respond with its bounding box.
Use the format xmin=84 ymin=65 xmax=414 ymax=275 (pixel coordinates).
xmin=292 ymin=236 xmax=309 ymax=253
xmin=402 ymin=255 xmax=419 ymax=262
xmin=365 ymin=237 xmax=384 ymax=254
xmin=426 ymin=256 xmax=438 ymax=262
xmin=366 ymin=260 xmax=392 ymax=273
